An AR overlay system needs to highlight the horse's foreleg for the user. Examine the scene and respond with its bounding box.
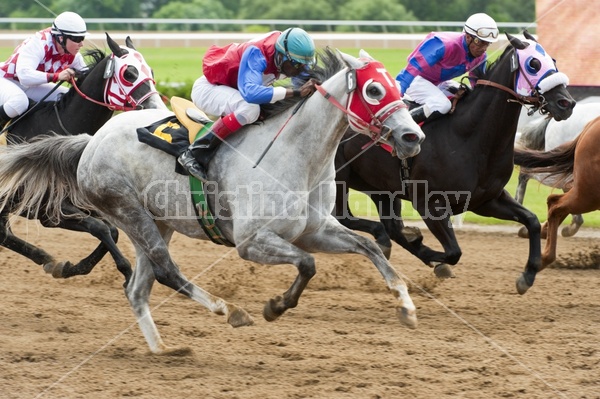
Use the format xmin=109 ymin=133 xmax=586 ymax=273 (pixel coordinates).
xmin=471 ymin=190 xmax=541 ymax=295
xmin=333 ymin=185 xmax=393 ymax=258
xmin=294 ymin=219 xmax=417 ymax=329
xmin=236 ymin=229 xmax=317 ymax=322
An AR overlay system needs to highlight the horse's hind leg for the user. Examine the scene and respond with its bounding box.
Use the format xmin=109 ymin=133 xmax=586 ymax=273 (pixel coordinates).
xmin=561 ymin=213 xmax=584 ymax=237
xmin=44 ymin=208 xmax=133 ymax=285
xmin=294 ymin=219 xmax=417 ymax=329
xmin=542 ymin=193 xmax=570 ymax=269
xmin=116 ymin=212 xmax=253 ymax=353
xmin=0 ymin=213 xmax=55 ymax=266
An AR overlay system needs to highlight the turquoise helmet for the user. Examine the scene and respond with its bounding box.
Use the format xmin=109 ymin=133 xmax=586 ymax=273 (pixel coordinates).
xmin=275 ymin=28 xmax=316 ymax=67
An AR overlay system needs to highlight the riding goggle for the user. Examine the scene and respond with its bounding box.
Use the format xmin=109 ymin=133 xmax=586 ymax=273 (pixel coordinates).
xmin=286 ymin=57 xmax=307 ymax=70
xmin=465 ymin=25 xmax=499 ymax=39
xmin=65 ymin=35 xmax=85 ymax=43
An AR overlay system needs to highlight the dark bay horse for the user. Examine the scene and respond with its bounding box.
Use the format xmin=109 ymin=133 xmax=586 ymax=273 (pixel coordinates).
xmin=514 ymin=116 xmax=600 ymax=270
xmin=0 ymin=33 xmax=166 ymax=283
xmin=0 ymin=48 xmax=425 ymax=353
xmin=334 ymin=32 xmax=575 ymax=294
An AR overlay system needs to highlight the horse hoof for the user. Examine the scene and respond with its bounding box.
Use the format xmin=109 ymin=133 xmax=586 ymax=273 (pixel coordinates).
xmin=263 ymin=296 xmax=285 ymax=322
xmin=516 ymin=275 xmax=531 ymax=295
xmin=396 ymin=307 xmax=418 ymax=329
xmin=561 ymin=226 xmax=579 ymax=238
xmin=433 ymin=263 xmax=455 ymax=279
xmin=227 ymin=305 xmax=254 ymax=327
xmin=402 ymin=226 xmax=423 ymax=243
xmin=43 ymin=261 xmax=65 ymax=278
xmin=517 ymin=226 xmax=529 ymax=239
xmin=379 ymin=244 xmax=392 ymax=260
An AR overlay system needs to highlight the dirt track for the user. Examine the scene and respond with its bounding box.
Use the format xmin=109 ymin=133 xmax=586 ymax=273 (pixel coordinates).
xmin=1 ymin=219 xmax=599 ymax=399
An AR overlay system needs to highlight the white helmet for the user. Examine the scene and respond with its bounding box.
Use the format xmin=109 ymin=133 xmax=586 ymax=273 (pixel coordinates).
xmin=464 ymin=13 xmax=499 ymax=43
xmin=51 ymin=11 xmax=87 ymax=37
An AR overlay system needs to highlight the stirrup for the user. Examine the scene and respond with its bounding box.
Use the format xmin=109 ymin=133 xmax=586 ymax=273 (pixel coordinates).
xmin=178 ymin=152 xmax=208 ymax=182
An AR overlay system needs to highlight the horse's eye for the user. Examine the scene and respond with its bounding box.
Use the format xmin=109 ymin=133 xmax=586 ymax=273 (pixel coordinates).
xmin=526 ymin=57 xmax=542 ymax=74
xmin=366 ymin=82 xmax=385 ymax=101
xmin=119 ymin=65 xmax=138 ymax=86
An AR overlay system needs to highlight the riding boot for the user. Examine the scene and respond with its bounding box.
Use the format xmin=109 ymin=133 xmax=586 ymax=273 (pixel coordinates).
xmin=409 ymin=106 xmax=427 ymax=123
xmin=178 ymin=116 xmax=239 ymax=182
xmin=0 ymin=105 xmax=10 ymax=128
xmin=410 ymin=105 xmax=444 ymax=124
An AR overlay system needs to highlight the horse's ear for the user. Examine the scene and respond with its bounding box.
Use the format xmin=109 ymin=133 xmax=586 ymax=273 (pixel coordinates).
xmin=125 ymin=36 xmax=136 ymax=50
xmin=506 ymin=32 xmax=528 ymax=50
xmin=358 ymin=49 xmax=374 ymax=61
xmin=523 ymin=30 xmax=537 ymax=42
xmin=106 ymin=32 xmax=125 ymax=57
xmin=338 ymin=50 xmax=364 ymax=70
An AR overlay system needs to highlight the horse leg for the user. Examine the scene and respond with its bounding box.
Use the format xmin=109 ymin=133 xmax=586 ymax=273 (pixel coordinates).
xmin=293 ymin=218 xmax=417 ymax=328
xmin=39 ymin=203 xmax=133 ymax=285
xmin=376 ymin=195 xmax=453 ymax=274
xmin=333 ymin=183 xmax=393 ymax=258
xmin=541 ymin=193 xmax=570 ymax=270
xmin=0 ymin=212 xmax=56 ymax=266
xmin=515 ymin=173 xmax=532 ymax=238
xmin=470 ymin=190 xmax=542 ymax=295
xmin=561 ymin=213 xmax=584 ymax=237
xmin=236 ymin=228 xmax=317 ymax=322
xmin=116 ymin=212 xmax=253 ymax=353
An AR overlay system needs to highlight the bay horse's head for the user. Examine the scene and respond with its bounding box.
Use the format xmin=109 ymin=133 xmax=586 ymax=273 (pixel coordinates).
xmin=336 ymin=50 xmax=425 ymax=159
xmin=507 ymin=31 xmax=575 ymax=121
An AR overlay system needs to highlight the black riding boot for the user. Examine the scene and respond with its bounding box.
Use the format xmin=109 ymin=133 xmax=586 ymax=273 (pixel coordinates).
xmin=409 ymin=106 xmax=427 ymax=123
xmin=0 ymin=105 xmax=10 ymax=128
xmin=410 ymin=105 xmax=443 ymax=124
xmin=178 ymin=131 xmax=222 ymax=182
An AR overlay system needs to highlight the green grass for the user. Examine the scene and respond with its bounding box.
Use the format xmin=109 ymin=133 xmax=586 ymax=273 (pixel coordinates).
xmin=2 ymin=45 xmax=597 ymax=227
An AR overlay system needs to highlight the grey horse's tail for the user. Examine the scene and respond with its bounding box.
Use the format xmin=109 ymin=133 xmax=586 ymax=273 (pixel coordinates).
xmin=0 ymin=134 xmax=92 ymax=224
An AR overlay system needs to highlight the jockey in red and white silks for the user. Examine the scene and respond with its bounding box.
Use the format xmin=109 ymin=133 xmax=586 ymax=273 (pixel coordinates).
xmin=0 ymin=12 xmax=88 ymax=122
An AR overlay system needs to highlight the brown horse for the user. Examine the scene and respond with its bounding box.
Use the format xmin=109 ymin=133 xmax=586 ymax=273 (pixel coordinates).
xmin=514 ymin=116 xmax=600 ymax=269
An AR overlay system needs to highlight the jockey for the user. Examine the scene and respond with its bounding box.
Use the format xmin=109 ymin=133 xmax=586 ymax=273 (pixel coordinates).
xmin=396 ymin=13 xmax=499 ymax=123
xmin=178 ymin=27 xmax=318 ymax=183
xmin=0 ymin=11 xmax=88 ymax=127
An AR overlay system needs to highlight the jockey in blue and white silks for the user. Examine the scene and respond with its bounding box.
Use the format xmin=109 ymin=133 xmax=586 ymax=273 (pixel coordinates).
xmin=396 ymin=13 xmax=499 ymax=123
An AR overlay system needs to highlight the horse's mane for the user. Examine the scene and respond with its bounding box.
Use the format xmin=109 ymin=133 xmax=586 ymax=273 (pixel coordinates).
xmin=260 ymin=47 xmax=345 ymax=120
xmin=33 ymin=47 xmax=107 ymax=112
xmin=472 ymin=45 xmax=514 ymax=81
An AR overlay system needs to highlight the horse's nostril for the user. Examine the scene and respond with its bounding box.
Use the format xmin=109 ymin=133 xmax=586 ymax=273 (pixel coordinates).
xmin=403 ymin=133 xmax=419 ymax=142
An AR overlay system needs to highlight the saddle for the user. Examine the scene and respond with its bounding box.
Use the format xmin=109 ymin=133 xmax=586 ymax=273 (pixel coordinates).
xmin=136 ymin=96 xmax=212 ymax=170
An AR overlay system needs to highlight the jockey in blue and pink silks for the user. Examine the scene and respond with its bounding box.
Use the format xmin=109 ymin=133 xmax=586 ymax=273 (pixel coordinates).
xmin=178 ymin=27 xmax=318 ymax=183
xmin=396 ymin=13 xmax=499 ymax=123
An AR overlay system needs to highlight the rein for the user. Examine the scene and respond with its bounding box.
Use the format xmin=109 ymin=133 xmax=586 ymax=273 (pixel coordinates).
xmin=475 ymin=79 xmax=541 ymax=106
xmin=475 ymin=48 xmax=549 ymax=113
xmin=69 ymin=76 xmax=139 ymax=112
xmin=315 ymin=83 xmax=405 ymax=144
